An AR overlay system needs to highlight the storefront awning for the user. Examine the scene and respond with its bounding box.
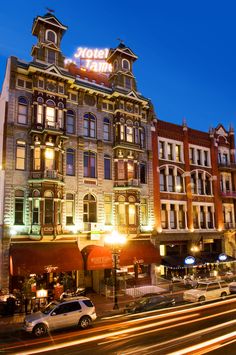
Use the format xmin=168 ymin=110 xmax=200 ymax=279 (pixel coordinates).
xmin=10 ymin=242 xmax=84 ymax=276
xmin=82 ymin=245 xmax=112 ymax=270
xmin=120 ymin=240 xmax=160 ymax=266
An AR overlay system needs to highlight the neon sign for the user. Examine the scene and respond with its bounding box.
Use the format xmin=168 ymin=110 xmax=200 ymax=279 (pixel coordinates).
xmin=65 ymin=47 xmax=112 ymax=73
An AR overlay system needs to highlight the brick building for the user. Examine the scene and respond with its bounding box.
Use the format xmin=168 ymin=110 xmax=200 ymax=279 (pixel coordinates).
xmin=152 ymin=119 xmax=236 ymax=277
xmin=0 ymin=13 xmax=158 ymax=294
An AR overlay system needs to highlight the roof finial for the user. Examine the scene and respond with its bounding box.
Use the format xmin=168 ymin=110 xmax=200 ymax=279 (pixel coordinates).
xmin=46 ymin=7 xmax=55 ymax=13
xmin=117 ymin=38 xmax=124 ymax=44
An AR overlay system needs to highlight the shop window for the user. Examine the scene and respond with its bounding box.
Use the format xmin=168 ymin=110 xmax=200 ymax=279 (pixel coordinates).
xmin=83 ymin=194 xmax=96 ymax=222
xmin=104 ymin=194 xmax=112 ymax=225
xmin=17 ymin=97 xmax=28 ymax=124
xmin=14 ymin=190 xmax=24 ymax=225
xmin=66 ymin=193 xmax=74 ymax=225
xmin=104 ymin=154 xmax=111 ymax=180
xmin=44 ymin=190 xmax=54 ymax=224
xmin=16 ymin=140 xmax=26 ymax=170
xmin=66 ymin=110 xmax=75 ymax=134
xmin=66 ymin=148 xmax=75 ymax=176
xmin=83 ymin=113 xmax=96 ymax=138
xmin=103 ymin=118 xmax=110 ymax=141
xmin=84 ymin=151 xmax=96 ymax=178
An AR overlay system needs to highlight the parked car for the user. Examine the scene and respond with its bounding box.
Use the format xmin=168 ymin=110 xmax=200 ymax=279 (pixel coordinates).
xmin=183 ymin=280 xmax=229 ymax=303
xmin=229 ymin=281 xmax=236 ymax=294
xmin=23 ymin=297 xmax=96 ymax=337
xmin=124 ymin=294 xmax=175 ymax=314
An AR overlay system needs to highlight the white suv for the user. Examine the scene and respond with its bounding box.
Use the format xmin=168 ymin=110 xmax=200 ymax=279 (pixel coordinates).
xmin=183 ymin=280 xmax=229 ymax=303
xmin=23 ymin=297 xmax=97 ymax=337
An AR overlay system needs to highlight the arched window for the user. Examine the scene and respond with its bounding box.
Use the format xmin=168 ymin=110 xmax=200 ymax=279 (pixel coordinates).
xmin=16 ymin=140 xmax=26 ymax=170
xmin=14 ymin=190 xmax=24 ymax=225
xmin=103 ymin=118 xmax=110 ymax=141
xmin=46 ymin=100 xmax=55 ymax=127
xmin=117 ymin=195 xmax=126 ymax=226
xmin=44 ymin=190 xmax=54 ymax=224
xmin=168 ymin=168 xmax=175 ymax=192
xmin=66 ymin=148 xmax=75 ymax=175
xmin=83 ymin=113 xmax=96 ymax=138
xmin=122 ymin=59 xmax=130 ymax=70
xmin=128 ymin=195 xmax=136 ymax=225
xmin=37 ymin=97 xmax=44 ymax=124
xmin=83 ymin=194 xmax=96 ymax=222
xmin=17 ymin=97 xmax=28 ymax=124
xmin=84 ymin=151 xmax=96 ymax=178
xmin=46 ymin=30 xmax=57 ymax=43
xmin=66 ymin=110 xmax=75 ymax=134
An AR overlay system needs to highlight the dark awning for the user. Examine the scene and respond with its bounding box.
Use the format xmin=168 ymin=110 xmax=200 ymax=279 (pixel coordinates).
xmin=82 ymin=245 xmax=112 ymax=270
xmin=200 ymin=253 xmax=236 ymax=264
xmin=10 ymin=242 xmax=84 ymax=276
xmin=161 ymin=255 xmax=203 ymax=269
xmin=120 ymin=240 xmax=160 ymax=266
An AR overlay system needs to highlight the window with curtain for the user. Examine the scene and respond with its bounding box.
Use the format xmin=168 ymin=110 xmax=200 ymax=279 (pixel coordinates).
xmin=161 ymin=204 xmax=168 ymax=229
xmin=117 ymin=160 xmax=125 ymax=180
xmin=104 ymin=194 xmax=112 ymax=225
xmin=34 ymin=146 xmax=41 ymax=170
xmin=14 ymin=190 xmax=24 ymax=225
xmin=84 ymin=151 xmax=96 ymax=178
xmin=46 ymin=100 xmax=55 ymax=127
xmin=83 ymin=113 xmax=96 ymax=138
xmin=66 ymin=148 xmax=75 ymax=175
xmin=16 ymin=140 xmax=26 ymax=170
xmin=17 ymin=97 xmax=28 ymax=124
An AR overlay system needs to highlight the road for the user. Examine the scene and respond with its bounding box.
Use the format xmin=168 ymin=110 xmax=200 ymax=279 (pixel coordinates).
xmin=0 ymin=297 xmax=236 ymax=354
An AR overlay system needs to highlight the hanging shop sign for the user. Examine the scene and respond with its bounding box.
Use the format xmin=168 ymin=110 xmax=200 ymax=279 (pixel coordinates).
xmin=65 ymin=47 xmax=112 ymax=73
xmin=184 ymin=256 xmax=195 ymax=265
xmin=218 ymin=253 xmax=227 ymax=262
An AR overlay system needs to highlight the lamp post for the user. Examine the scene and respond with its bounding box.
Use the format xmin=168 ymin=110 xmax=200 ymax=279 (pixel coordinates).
xmin=105 ymin=230 xmax=126 ymax=310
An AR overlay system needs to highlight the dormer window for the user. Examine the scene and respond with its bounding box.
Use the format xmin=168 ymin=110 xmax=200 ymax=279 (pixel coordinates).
xmin=46 ymin=30 xmax=57 ymax=44
xmin=122 ymin=59 xmax=130 ymax=70
xmin=124 ymin=76 xmax=132 ymax=89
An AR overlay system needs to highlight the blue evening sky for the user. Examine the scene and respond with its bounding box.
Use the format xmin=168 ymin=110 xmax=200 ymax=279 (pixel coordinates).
xmin=0 ymin=0 xmax=235 ymax=132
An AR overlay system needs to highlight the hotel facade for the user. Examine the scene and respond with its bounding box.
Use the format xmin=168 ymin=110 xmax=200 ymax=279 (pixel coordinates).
xmin=0 ymin=13 xmax=235 ymax=294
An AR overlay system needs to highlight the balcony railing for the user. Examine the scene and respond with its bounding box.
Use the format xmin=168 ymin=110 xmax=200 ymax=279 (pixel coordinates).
xmin=218 ymin=162 xmax=236 ymax=170
xmin=221 ymin=191 xmax=236 ymax=198
xmin=224 ymin=222 xmax=236 ymax=230
xmin=30 ymin=170 xmax=64 ymax=181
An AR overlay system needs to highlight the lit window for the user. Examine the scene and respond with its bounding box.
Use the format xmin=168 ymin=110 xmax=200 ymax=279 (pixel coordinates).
xmin=178 ymin=205 xmax=185 ymax=229
xmin=37 ymin=104 xmax=43 ymax=124
xmin=17 ymin=97 xmax=28 ymax=124
xmin=58 ymin=102 xmax=64 ymax=129
xmin=104 ymin=155 xmax=111 ymax=179
xmin=14 ymin=190 xmax=24 ymax=225
xmin=66 ymin=110 xmax=75 ymax=134
xmin=118 ymin=160 xmax=125 ymax=180
xmin=32 ymin=190 xmax=40 ymax=225
xmin=45 ymin=148 xmax=55 ymax=170
xmin=176 ymin=172 xmax=183 ymax=193
xmin=84 ymin=151 xmax=96 ymax=178
xmin=175 ymin=145 xmax=181 ymax=162
xmin=66 ymin=148 xmax=75 ymax=176
xmin=127 ymin=160 xmax=134 ymax=180
xmin=120 ymin=124 xmax=125 ymax=140
xmin=46 ymin=100 xmax=55 ymax=127
xmin=117 ymin=196 xmax=126 ymax=225
xmin=140 ymin=198 xmax=148 ymax=226
xmin=66 ymin=193 xmax=74 ymax=225
xmin=83 ymin=194 xmax=96 ymax=222
xmin=126 ymin=124 xmax=133 ymax=143
xmin=161 ymin=204 xmax=168 ymax=229
xmin=34 ymin=146 xmax=41 ymax=170
xmin=84 ymin=113 xmax=96 ymax=138
xmin=16 ymin=140 xmax=26 ymax=170
xmin=104 ymin=194 xmax=112 ymax=225
xmin=129 ymin=204 xmax=136 ymax=225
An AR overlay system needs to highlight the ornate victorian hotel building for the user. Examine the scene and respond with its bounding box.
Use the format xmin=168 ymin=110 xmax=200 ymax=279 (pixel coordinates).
xmin=0 ymin=13 xmax=235 ymax=293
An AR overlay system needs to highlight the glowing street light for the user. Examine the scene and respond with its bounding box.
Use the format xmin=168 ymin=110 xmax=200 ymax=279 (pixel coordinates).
xmin=105 ymin=230 xmax=126 ymax=310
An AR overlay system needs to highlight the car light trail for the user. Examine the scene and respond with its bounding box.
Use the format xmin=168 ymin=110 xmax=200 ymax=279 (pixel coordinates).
xmin=168 ymin=331 xmax=236 ymax=355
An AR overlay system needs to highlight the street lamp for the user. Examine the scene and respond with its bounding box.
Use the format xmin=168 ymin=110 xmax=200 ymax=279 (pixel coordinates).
xmin=105 ymin=230 xmax=126 ymax=309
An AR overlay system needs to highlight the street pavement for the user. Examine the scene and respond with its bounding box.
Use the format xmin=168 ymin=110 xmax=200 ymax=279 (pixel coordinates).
xmin=0 ymin=285 xmax=185 ymax=337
